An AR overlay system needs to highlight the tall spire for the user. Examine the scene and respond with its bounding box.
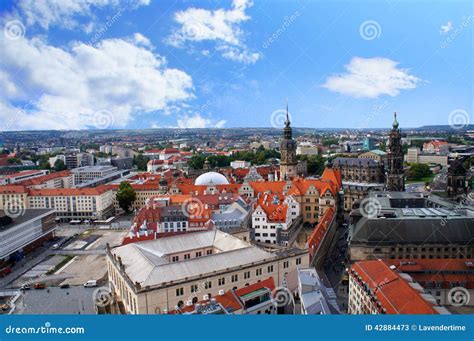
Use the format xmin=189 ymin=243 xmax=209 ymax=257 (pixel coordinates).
xmin=392 ymin=112 xmax=399 ymax=129
xmin=285 ymin=98 xmax=290 ymax=127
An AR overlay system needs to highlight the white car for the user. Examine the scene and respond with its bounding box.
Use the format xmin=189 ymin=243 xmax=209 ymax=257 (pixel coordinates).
xmin=83 ymin=280 xmax=98 ymax=288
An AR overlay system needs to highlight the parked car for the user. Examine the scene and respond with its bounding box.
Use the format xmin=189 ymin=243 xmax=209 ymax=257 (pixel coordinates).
xmin=34 ymin=283 xmax=46 ymax=289
xmin=83 ymin=280 xmax=97 ymax=288
xmin=0 ymin=304 xmax=10 ymax=311
xmin=59 ymin=283 xmax=70 ymax=289
xmin=52 ymin=244 xmax=60 ymax=250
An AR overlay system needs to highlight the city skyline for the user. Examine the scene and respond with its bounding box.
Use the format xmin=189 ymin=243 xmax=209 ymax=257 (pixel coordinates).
xmin=0 ymin=0 xmax=472 ymax=131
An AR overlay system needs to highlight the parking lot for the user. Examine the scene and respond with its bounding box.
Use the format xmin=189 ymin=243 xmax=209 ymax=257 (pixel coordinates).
xmin=2 ymin=226 xmax=127 ymax=314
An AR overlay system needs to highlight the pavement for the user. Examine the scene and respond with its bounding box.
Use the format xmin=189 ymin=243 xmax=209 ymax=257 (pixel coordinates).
xmin=323 ymin=219 xmax=350 ymax=313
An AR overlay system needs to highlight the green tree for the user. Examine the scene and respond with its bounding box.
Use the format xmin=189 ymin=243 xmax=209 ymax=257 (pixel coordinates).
xmin=407 ymin=163 xmax=432 ymax=181
xmin=54 ymin=159 xmax=67 ymax=171
xmin=116 ymin=182 xmax=136 ymax=213
xmin=133 ymin=153 xmax=150 ymax=171
xmin=188 ymin=154 xmax=206 ymax=170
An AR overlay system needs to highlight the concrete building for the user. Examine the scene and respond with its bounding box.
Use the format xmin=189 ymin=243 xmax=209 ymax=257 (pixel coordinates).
xmin=405 ymin=147 xmax=448 ymax=166
xmin=0 ymin=169 xmax=49 ymax=185
xmin=27 ymin=187 xmax=114 ymax=222
xmin=106 ymin=229 xmax=308 ymax=314
xmin=296 ymin=144 xmax=319 ymax=156
xmin=0 ymin=209 xmax=56 ymax=263
xmin=16 ymin=170 xmax=74 ymax=189
xmin=349 ymin=192 xmax=474 ymax=261
xmin=230 ymin=160 xmax=251 ymax=169
xmin=71 ymin=165 xmax=127 ymax=188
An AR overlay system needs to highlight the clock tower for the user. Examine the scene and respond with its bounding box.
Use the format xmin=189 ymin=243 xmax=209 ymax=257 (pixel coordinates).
xmin=386 ymin=112 xmax=405 ymax=191
xmin=280 ymin=104 xmax=297 ymax=180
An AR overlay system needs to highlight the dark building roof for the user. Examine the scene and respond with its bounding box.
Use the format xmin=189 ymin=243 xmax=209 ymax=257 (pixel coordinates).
xmin=350 ymin=216 xmax=474 ymax=245
xmin=333 ymin=157 xmax=379 ymax=167
xmin=0 ymin=209 xmax=54 ymax=232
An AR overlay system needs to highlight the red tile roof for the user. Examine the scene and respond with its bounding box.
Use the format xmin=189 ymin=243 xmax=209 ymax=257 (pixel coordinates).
xmin=18 ymin=170 xmax=71 ymax=186
xmin=235 ymin=277 xmax=275 ymax=297
xmin=255 ymin=193 xmax=288 ymax=222
xmin=351 ymin=259 xmax=439 ymax=314
xmin=5 ymin=169 xmax=46 ymax=178
xmin=0 ymin=185 xmax=28 ymax=194
xmin=384 ymin=259 xmax=474 ymax=290
xmin=308 ymin=207 xmax=335 ymax=259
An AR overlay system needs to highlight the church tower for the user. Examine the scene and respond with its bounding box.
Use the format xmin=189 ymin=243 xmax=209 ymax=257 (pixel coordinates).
xmin=280 ymin=103 xmax=297 ymax=180
xmin=386 ymin=112 xmax=405 ymax=191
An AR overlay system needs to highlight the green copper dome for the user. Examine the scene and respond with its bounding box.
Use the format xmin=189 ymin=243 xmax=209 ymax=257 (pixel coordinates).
xmin=392 ymin=112 xmax=399 ymax=129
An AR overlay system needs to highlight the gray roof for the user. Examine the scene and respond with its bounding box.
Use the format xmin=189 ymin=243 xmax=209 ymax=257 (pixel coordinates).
xmin=350 ymin=216 xmax=474 ymax=245
xmin=112 ymin=230 xmax=276 ymax=287
xmin=333 ymin=157 xmax=379 ymax=167
xmin=0 ymin=209 xmax=54 ymax=232
xmin=298 ymin=269 xmax=340 ymax=314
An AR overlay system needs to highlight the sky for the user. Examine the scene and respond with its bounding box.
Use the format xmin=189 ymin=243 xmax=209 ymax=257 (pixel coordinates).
xmin=0 ymin=0 xmax=472 ymax=131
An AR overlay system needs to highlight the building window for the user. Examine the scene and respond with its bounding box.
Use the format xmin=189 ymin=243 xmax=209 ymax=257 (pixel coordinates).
xmin=267 ymin=265 xmax=274 ymax=273
xmin=231 ymin=274 xmax=238 ymax=282
xmin=204 ymin=281 xmax=212 ymax=289
xmin=191 ymin=284 xmax=198 ymax=293
xmin=172 ymin=256 xmax=179 ymax=262
xmin=244 ymin=271 xmax=250 ymax=279
xmin=176 ymin=288 xmax=184 ymax=296
xmin=296 ymin=258 xmax=301 ymax=265
xmin=256 ymin=268 xmax=262 ymax=276
xmin=218 ymin=277 xmax=225 ymax=286
xmin=184 ymin=253 xmax=190 ymax=260
xmin=195 ymin=251 xmax=202 ymax=257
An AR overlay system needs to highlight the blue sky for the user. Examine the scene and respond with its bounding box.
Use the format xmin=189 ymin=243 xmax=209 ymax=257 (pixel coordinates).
xmin=0 ymin=0 xmax=472 ymax=131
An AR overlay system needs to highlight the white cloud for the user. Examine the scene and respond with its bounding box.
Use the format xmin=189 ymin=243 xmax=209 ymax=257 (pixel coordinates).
xmin=440 ymin=21 xmax=452 ymax=34
xmin=166 ymin=0 xmax=260 ymax=64
xmin=322 ymin=57 xmax=421 ymax=98
xmin=132 ymin=33 xmax=153 ymax=48
xmin=0 ymin=34 xmax=194 ymax=130
xmin=17 ymin=0 xmax=149 ymax=30
xmin=177 ymin=113 xmax=226 ymax=129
